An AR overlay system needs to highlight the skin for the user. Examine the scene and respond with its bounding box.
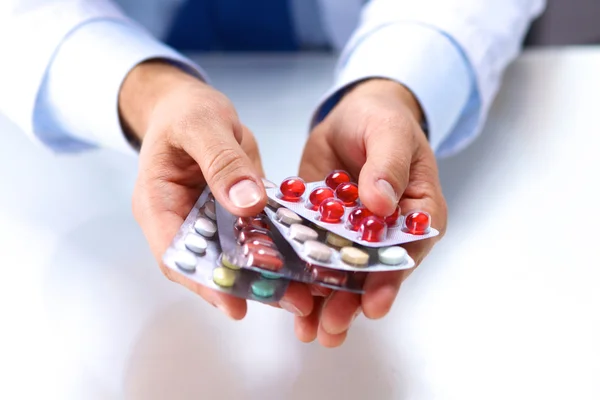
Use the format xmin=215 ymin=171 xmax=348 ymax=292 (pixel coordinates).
xmin=119 ymin=60 xmax=447 ymax=347
xmin=296 ymin=79 xmax=448 ymax=346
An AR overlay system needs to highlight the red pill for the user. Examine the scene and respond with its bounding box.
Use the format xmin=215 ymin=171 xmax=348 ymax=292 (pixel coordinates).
xmin=311 ymin=266 xmax=348 ymax=286
xmin=335 ymin=182 xmax=359 ymax=206
xmin=318 ymin=198 xmax=345 ymax=223
xmin=246 ymin=248 xmax=284 ymax=271
xmin=238 ymin=227 xmax=273 ymax=244
xmin=234 ymin=215 xmax=269 ymax=231
xmin=245 ymin=239 xmax=277 ymax=250
xmin=307 ymin=186 xmax=335 ymax=210
xmin=385 ymin=205 xmax=401 ymax=226
xmin=236 ymin=225 xmax=269 ymax=238
xmin=403 ymin=211 xmax=431 ymax=235
xmin=325 ymin=170 xmax=351 ymax=190
xmin=346 ymin=206 xmax=373 ymax=231
xmin=359 ymin=215 xmax=387 ymax=242
xmin=279 ymin=177 xmax=306 ymax=201
xmin=250 ymin=215 xmax=270 ymax=230
xmin=242 ymin=243 xmax=281 ymax=258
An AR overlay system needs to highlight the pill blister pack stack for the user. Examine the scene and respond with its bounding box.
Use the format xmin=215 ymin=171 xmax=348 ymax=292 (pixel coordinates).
xmin=262 ymin=170 xmax=439 ymax=273
xmin=162 ymin=189 xmax=290 ymax=303
xmin=214 ymin=201 xmax=366 ymax=293
xmin=162 ymin=170 xmax=438 ymax=303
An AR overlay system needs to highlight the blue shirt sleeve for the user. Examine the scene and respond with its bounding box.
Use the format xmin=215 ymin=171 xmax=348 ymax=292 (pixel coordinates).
xmin=34 ymin=19 xmax=207 ymax=155
xmin=313 ymin=22 xmax=480 ymax=158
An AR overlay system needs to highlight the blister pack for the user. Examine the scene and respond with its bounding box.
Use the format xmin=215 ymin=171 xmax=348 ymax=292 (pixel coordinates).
xmin=214 ymin=200 xmax=365 ymax=293
xmin=265 ymin=171 xmax=439 ymax=248
xmin=162 ymin=188 xmax=289 ymax=303
xmin=264 ymin=206 xmax=414 ymax=272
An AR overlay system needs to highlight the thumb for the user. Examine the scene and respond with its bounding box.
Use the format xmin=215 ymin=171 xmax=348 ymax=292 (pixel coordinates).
xmin=357 ymin=122 xmax=416 ymax=217
xmin=181 ymin=118 xmax=267 ymax=217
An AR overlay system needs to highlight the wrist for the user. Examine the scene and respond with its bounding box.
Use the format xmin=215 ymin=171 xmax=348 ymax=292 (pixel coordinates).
xmin=118 ymin=59 xmax=202 ymax=143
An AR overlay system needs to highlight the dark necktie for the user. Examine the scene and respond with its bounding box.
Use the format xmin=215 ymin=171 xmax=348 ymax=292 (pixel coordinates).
xmin=166 ymin=0 xmax=298 ymax=51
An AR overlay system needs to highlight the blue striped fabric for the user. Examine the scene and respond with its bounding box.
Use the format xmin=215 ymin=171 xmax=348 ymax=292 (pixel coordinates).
xmin=165 ymin=0 xmax=298 ymax=51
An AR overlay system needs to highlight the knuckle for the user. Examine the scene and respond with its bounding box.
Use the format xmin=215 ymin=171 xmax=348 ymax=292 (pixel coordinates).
xmin=379 ymin=154 xmax=411 ymax=188
xmin=204 ymin=146 xmax=248 ymax=186
xmin=172 ymin=97 xmax=238 ymax=142
xmin=199 ymin=94 xmax=238 ymax=125
xmin=171 ymin=111 xmax=204 ymax=143
xmin=371 ymin=109 xmax=410 ymax=133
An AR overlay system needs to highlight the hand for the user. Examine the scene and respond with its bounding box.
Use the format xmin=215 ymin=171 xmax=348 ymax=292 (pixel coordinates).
xmin=120 ymin=61 xmax=313 ymax=319
xmin=297 ymin=79 xmax=448 ymax=347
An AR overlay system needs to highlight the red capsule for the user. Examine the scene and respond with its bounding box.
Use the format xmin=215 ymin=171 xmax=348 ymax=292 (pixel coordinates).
xmin=279 ymin=177 xmax=306 ymax=201
xmin=335 ymin=182 xmax=359 ymax=206
xmin=359 ymin=215 xmax=387 ymax=242
xmin=318 ymin=198 xmax=345 ymax=223
xmin=403 ymin=211 xmax=431 ymax=235
xmin=234 ymin=217 xmax=249 ymax=231
xmin=310 ymin=266 xmax=348 ymax=286
xmin=250 ymin=215 xmax=270 ymax=230
xmin=346 ymin=206 xmax=373 ymax=231
xmin=245 ymin=239 xmax=277 ymax=249
xmin=385 ymin=205 xmax=401 ymax=226
xmin=325 ymin=170 xmax=351 ymax=190
xmin=246 ymin=247 xmax=284 ymax=271
xmin=234 ymin=215 xmax=269 ymax=231
xmin=236 ymin=225 xmax=269 ymax=238
xmin=307 ymin=186 xmax=335 ymax=210
xmin=242 ymin=243 xmax=281 ymax=258
xmin=238 ymin=227 xmax=273 ymax=244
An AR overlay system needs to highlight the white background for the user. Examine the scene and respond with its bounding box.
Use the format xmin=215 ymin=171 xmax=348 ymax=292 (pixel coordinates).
xmin=0 ymin=49 xmax=599 ymax=399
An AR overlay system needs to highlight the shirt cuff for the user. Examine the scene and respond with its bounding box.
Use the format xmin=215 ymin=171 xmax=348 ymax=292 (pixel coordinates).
xmin=34 ymin=20 xmax=208 ymax=155
xmin=313 ymin=22 xmax=476 ymax=156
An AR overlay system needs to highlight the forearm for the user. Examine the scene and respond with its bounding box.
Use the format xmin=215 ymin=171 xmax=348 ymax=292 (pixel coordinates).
xmin=317 ymin=0 xmax=546 ymax=157
xmin=0 ymin=0 xmax=207 ymax=154
xmin=0 ymin=0 xmax=127 ymax=139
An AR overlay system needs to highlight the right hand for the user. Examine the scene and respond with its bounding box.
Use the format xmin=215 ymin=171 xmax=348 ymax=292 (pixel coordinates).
xmin=120 ymin=60 xmax=313 ymax=320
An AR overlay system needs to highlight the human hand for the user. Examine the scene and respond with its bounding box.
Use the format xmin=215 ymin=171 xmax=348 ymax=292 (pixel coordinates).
xmin=120 ymin=60 xmax=313 ymax=319
xmin=297 ymin=79 xmax=448 ymax=347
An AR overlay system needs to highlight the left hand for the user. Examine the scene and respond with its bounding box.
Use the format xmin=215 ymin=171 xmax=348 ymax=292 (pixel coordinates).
xmin=296 ymin=79 xmax=448 ymax=347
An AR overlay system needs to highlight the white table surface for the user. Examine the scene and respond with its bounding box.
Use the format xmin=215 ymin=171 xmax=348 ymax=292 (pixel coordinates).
xmin=1 ymin=48 xmax=599 ymax=400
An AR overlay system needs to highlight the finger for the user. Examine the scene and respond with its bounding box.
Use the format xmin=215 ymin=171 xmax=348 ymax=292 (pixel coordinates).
xmin=399 ymin=151 xmax=448 ymax=242
xmin=294 ymin=297 xmax=325 ymax=343
xmin=309 ymin=284 xmax=332 ymax=297
xmin=278 ymin=281 xmax=314 ymax=317
xmin=319 ymin=291 xmax=361 ymax=335
xmin=361 ymin=269 xmax=407 ymax=320
xmin=363 ymin=178 xmax=447 ymax=320
xmin=239 ymin=125 xmax=265 ymax=178
xmin=177 ymin=111 xmax=267 ymax=217
xmin=358 ymin=118 xmax=418 ymax=217
xmin=317 ymin=324 xmax=348 ymax=348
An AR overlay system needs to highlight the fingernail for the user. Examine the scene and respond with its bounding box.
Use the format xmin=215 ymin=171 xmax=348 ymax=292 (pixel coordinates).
xmin=376 ymin=179 xmax=398 ymax=205
xmin=229 ymin=179 xmax=262 ymax=209
xmin=280 ymin=300 xmax=304 ymax=316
